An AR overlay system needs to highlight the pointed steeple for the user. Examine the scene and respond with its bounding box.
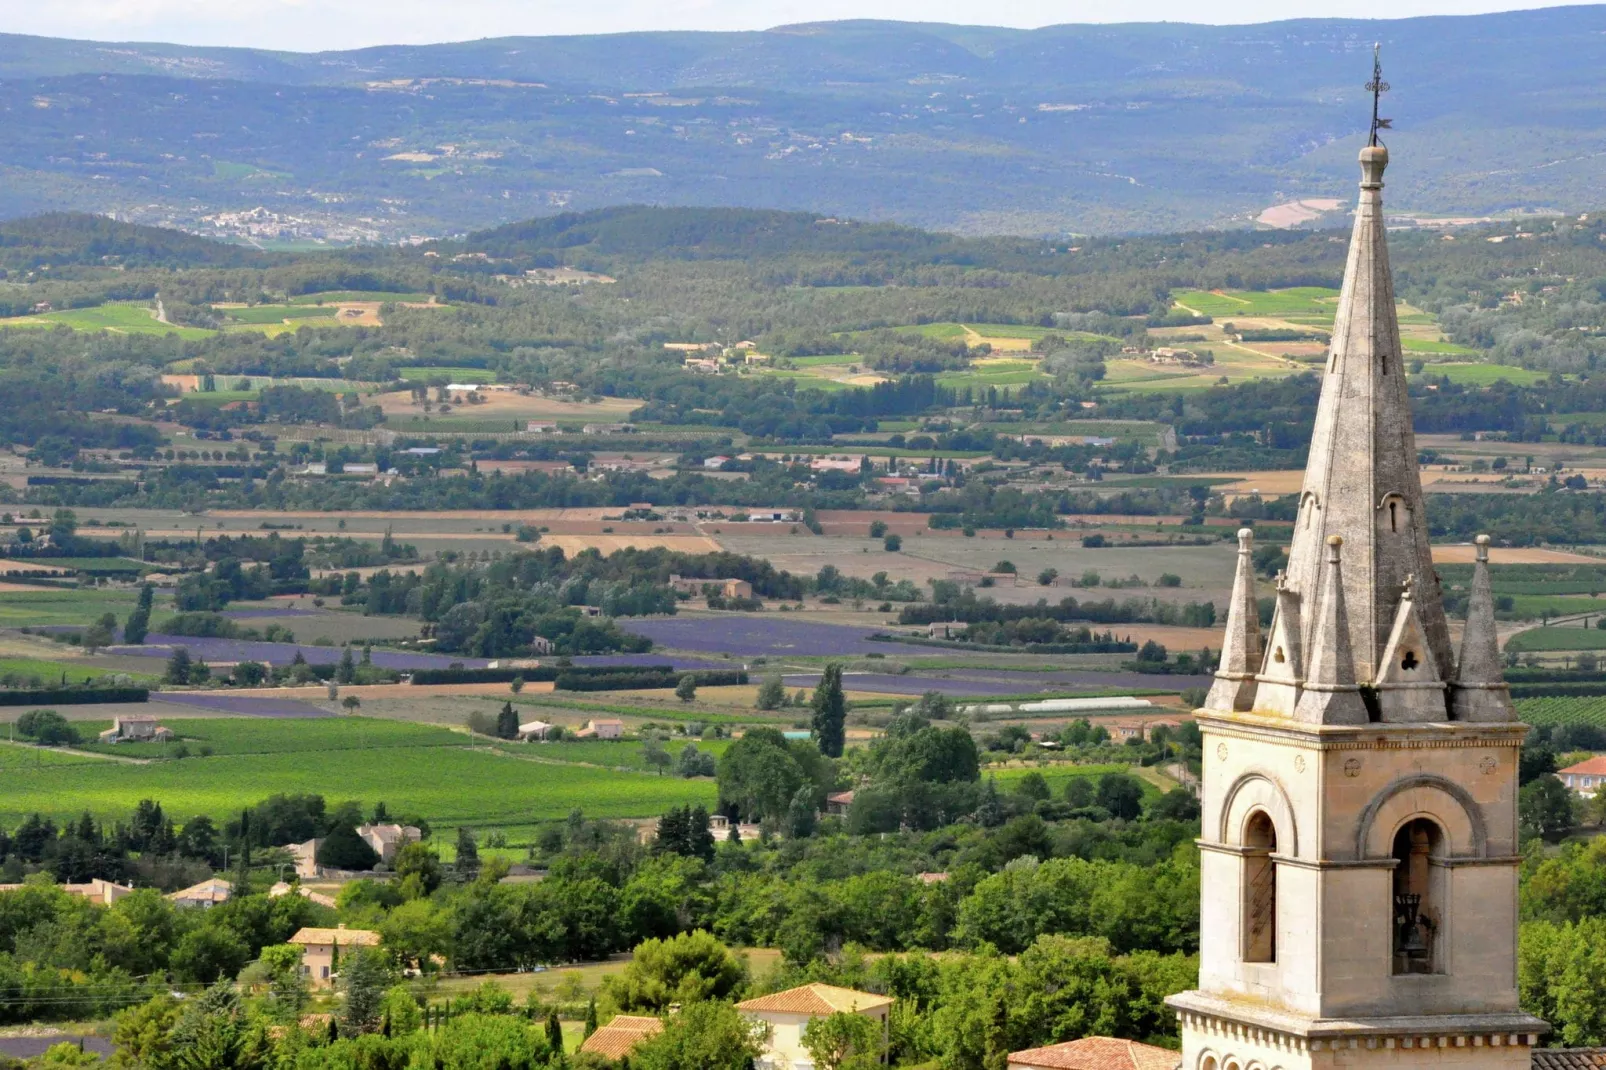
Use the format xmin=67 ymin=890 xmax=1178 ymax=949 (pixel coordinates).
xmin=1281 ymin=141 xmax=1453 ymax=707
xmin=1451 ymin=535 xmax=1517 ymax=721
xmin=1204 ymin=528 xmax=1262 ymax=713
xmin=1294 ymin=536 xmax=1368 ymax=725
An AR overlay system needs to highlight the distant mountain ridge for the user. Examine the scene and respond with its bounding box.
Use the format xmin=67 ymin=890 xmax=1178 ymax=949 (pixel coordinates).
xmin=2 ymin=9 xmax=1606 ymax=237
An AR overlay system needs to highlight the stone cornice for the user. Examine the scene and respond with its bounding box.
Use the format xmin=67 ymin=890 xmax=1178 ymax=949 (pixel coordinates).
xmin=1168 ymin=991 xmax=1548 ymax=1052
xmin=1194 ymin=712 xmax=1528 ymax=750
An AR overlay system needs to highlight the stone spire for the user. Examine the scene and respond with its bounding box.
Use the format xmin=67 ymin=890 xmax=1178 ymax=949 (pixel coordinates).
xmin=1281 ymin=141 xmax=1453 ymax=716
xmin=1293 ymin=536 xmax=1368 ymax=724
xmin=1451 ymin=534 xmax=1516 ymax=721
xmin=1205 ymin=528 xmax=1262 ymax=712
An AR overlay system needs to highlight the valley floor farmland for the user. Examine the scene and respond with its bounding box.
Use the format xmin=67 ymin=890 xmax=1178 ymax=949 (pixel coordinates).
xmin=0 ymin=717 xmax=716 ymax=831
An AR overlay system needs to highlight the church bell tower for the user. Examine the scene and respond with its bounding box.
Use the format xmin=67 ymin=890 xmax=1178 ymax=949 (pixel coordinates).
xmin=1168 ymin=49 xmax=1547 ymax=1070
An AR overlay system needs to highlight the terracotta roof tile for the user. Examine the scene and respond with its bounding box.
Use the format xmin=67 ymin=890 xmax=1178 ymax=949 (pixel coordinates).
xmin=289 ymin=926 xmax=381 ymax=947
xmin=1559 ymin=757 xmax=1606 ymax=776
xmin=1533 ymin=1049 xmax=1606 ymax=1070
xmin=579 ymin=1015 xmax=664 ymax=1059
xmin=1008 ymin=1037 xmax=1180 ymax=1070
xmin=736 ymin=983 xmax=893 ymax=1016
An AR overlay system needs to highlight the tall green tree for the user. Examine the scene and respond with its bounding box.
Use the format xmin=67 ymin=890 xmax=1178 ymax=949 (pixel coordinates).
xmin=124 ymin=584 xmax=154 ymax=645
xmin=811 ymin=664 xmax=847 ymax=758
xmin=496 ymin=702 xmax=519 ymax=740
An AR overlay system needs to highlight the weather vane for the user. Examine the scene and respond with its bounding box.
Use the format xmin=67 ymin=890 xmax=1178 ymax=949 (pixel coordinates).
xmin=1367 ymin=42 xmax=1392 ymax=147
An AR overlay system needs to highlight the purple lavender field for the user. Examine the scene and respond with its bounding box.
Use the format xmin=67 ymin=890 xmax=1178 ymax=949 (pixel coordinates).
xmin=623 ymin=617 xmax=891 ymax=657
xmin=781 ymin=673 xmax=1029 ymax=697
xmin=106 ymin=636 xmax=491 ymax=670
xmin=568 ymin=654 xmax=730 ymax=670
xmin=160 ymin=692 xmax=334 ymax=718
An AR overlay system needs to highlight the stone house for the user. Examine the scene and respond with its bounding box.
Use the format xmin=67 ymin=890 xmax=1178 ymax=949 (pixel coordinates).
xmin=167 ymin=878 xmax=233 ymax=909
xmin=97 ymin=716 xmax=175 ymax=744
xmin=736 ymin=984 xmax=893 ymax=1070
xmin=1558 ymin=756 xmax=1606 ymax=796
xmin=355 ymin=823 xmax=422 ymax=865
xmin=289 ymin=924 xmax=381 ymax=988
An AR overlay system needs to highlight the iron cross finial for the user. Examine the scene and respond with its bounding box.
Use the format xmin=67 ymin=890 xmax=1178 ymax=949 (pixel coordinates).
xmin=1366 ymin=42 xmax=1392 ymax=147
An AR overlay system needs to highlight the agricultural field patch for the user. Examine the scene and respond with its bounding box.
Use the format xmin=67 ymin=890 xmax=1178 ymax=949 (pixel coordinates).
xmin=1515 ymin=697 xmax=1606 ymax=727
xmin=0 ymin=733 xmax=716 ymax=829
xmin=0 ymin=656 xmax=158 ymax=685
xmin=69 ymin=715 xmax=461 ymax=758
xmin=1414 ymin=362 xmax=1550 ymax=385
xmin=1505 ymin=626 xmax=1606 ymax=652
xmin=0 ymin=588 xmax=142 ymax=627
xmin=495 ymin=736 xmax=730 ymax=773
xmin=289 ymin=291 xmax=435 ymax=305
xmin=215 ymin=305 xmax=338 ymax=325
xmin=0 ymin=303 xmax=213 ymax=339
xmin=397 ymin=366 xmax=499 ymax=382
xmin=1170 ymin=287 xmax=1340 ymax=320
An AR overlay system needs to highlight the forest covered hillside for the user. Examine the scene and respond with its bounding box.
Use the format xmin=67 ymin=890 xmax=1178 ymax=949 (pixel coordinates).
xmin=1 ymin=8 xmax=1606 ymax=238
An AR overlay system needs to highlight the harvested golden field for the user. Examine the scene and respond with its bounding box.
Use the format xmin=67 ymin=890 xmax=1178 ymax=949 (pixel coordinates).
xmin=1214 ymin=470 xmax=1306 ymax=495
xmin=1429 ymin=544 xmax=1603 ymax=564
xmin=372 ymin=389 xmax=639 ymax=420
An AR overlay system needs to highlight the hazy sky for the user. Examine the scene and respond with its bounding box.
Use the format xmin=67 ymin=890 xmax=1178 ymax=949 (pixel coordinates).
xmin=0 ymin=0 xmax=1569 ymax=50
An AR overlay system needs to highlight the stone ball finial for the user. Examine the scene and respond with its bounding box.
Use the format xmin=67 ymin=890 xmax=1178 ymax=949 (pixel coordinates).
xmin=1359 ymin=144 xmax=1388 ymax=189
xmin=1327 ymin=534 xmax=1344 ymax=547
xmin=1325 ymin=533 xmax=1344 ymax=562
xmin=1475 ymin=533 xmax=1491 ymax=563
xmin=1237 ymin=527 xmax=1254 ymax=547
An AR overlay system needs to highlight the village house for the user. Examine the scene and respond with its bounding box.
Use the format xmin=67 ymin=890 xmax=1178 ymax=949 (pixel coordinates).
xmin=289 ymin=838 xmax=321 ymax=879
xmin=168 ymin=877 xmax=233 ymax=909
xmin=355 ymin=823 xmax=422 ymax=864
xmin=1558 ymin=755 xmax=1606 ymax=796
xmin=703 ymin=455 xmax=731 ymax=469
xmin=289 ymin=924 xmax=382 ymax=988
xmin=517 ymin=720 xmax=556 ymax=741
xmin=97 ymin=716 xmax=175 ymax=744
xmin=526 ymin=421 xmax=559 ymax=433
xmin=825 ymin=790 xmax=855 ymax=816
xmin=579 ymin=1015 xmax=664 ymax=1060
xmin=736 ymin=984 xmax=893 ymax=1070
xmin=1007 ymin=1037 xmax=1180 ymax=1070
xmin=810 ymin=456 xmax=865 ymax=473
xmin=668 ymin=574 xmax=754 ymax=599
xmin=576 ymin=718 xmax=625 ymax=740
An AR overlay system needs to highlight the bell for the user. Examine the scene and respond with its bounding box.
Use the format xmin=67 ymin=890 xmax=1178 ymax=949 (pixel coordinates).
xmin=1399 ymin=921 xmax=1429 ymax=956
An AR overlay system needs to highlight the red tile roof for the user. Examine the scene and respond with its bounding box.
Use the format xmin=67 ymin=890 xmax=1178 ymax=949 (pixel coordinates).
xmin=579 ymin=1015 xmax=663 ymax=1059
xmin=1008 ymin=1037 xmax=1180 ymax=1070
xmin=736 ymin=983 xmax=893 ymax=1016
xmin=1560 ymin=757 xmax=1606 ymax=776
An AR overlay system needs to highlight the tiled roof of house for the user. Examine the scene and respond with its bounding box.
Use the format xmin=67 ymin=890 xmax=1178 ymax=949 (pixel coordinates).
xmin=1559 ymin=757 xmax=1606 ymax=776
xmin=166 ymin=878 xmax=233 ymax=903
xmin=579 ymin=1015 xmax=664 ymax=1059
xmin=1008 ymin=1037 xmax=1180 ymax=1070
xmin=1533 ymin=1050 xmax=1606 ymax=1070
xmin=289 ymin=925 xmax=381 ymax=947
xmin=736 ymin=983 xmax=894 ymax=1016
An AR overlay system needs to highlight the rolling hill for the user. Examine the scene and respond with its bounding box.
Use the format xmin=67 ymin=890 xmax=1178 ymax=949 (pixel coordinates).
xmin=3 ymin=9 xmax=1606 ymax=238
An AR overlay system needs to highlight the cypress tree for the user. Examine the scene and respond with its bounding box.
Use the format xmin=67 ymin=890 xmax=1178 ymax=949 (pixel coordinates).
xmin=583 ymin=998 xmax=598 ymax=1038
xmin=546 ymin=1011 xmax=564 ymax=1053
xmin=810 ymin=663 xmax=846 ymax=757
